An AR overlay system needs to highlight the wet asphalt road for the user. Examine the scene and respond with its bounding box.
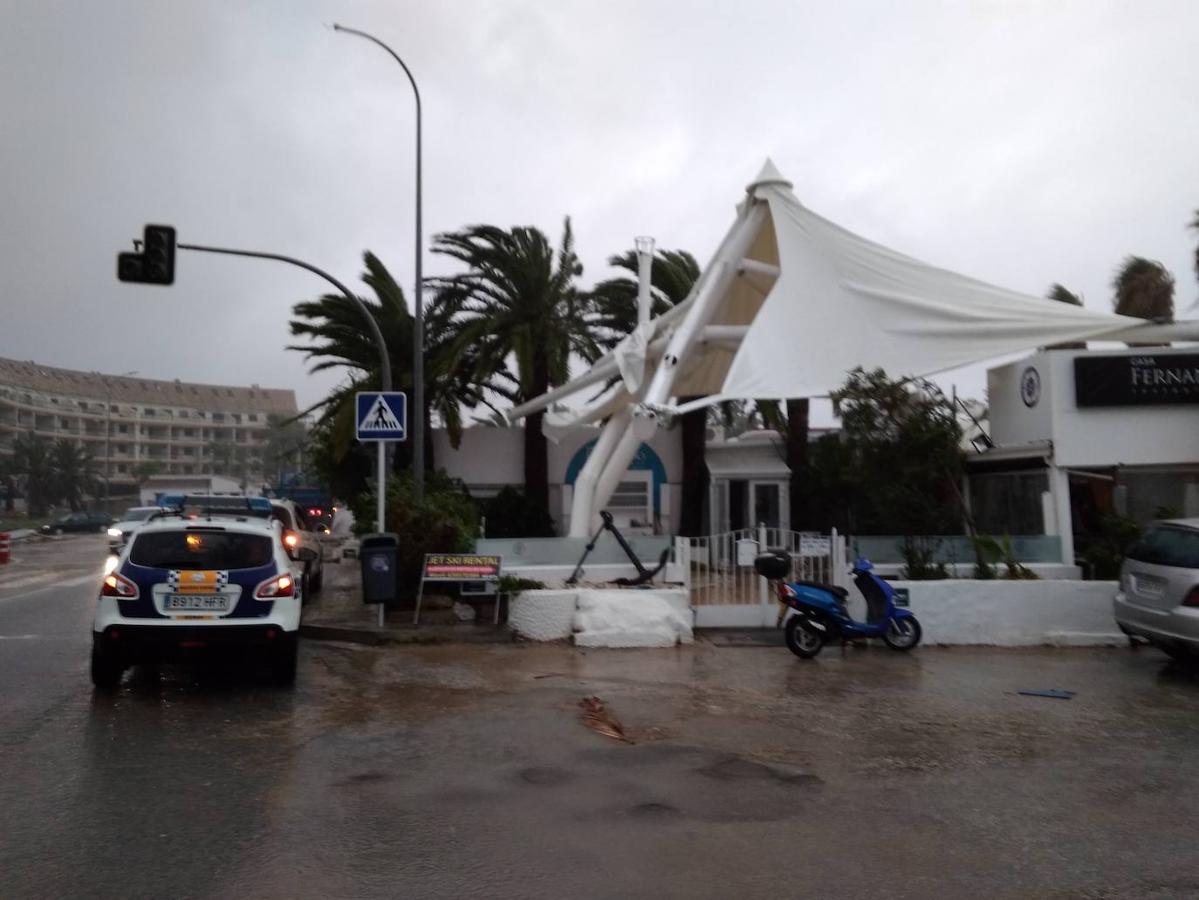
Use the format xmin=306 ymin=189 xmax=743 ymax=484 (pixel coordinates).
xmin=4 ymin=538 xmax=1199 ymax=899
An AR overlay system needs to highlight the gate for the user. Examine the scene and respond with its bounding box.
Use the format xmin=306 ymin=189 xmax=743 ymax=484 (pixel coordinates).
xmin=676 ymin=526 xmax=848 ymax=627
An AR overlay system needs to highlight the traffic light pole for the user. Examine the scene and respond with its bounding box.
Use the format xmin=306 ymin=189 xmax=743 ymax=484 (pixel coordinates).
xmin=174 ymin=242 xmax=393 ymax=556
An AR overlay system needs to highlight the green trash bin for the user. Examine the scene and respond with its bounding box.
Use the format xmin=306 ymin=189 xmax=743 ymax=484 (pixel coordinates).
xmin=359 ymin=533 xmax=399 ymax=605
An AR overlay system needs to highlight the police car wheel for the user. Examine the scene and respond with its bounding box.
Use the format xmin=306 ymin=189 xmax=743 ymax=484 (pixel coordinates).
xmin=90 ymin=642 xmax=124 ymax=689
xmin=270 ymin=634 xmax=298 ymax=686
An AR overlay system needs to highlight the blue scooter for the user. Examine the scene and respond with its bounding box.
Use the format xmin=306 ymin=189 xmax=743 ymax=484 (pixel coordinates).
xmin=753 ymin=551 xmax=922 ymax=659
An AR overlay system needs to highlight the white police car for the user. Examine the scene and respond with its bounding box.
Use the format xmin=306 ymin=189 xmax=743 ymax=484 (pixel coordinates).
xmin=91 ymin=513 xmax=316 ymax=688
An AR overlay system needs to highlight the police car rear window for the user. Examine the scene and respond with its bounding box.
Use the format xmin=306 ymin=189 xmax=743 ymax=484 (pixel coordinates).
xmin=130 ymin=531 xmax=274 ymax=570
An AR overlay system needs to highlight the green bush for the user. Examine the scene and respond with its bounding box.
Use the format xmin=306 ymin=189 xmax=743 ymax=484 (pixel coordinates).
xmin=479 ymin=485 xmax=555 ymax=538
xmin=1079 ymin=513 xmax=1141 ymax=581
xmin=497 ymin=574 xmax=546 ymax=594
xmin=352 ymin=470 xmax=481 ymax=598
xmin=969 ymin=533 xmax=1039 ymax=580
xmin=898 ymin=536 xmax=948 ymax=580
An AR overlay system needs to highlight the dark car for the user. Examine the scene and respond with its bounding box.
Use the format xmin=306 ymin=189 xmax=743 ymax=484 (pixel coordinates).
xmin=40 ymin=511 xmax=113 ymax=534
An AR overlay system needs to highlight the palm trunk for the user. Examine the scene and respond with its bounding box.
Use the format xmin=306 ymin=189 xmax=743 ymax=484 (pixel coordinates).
xmin=678 ymin=400 xmax=708 ymax=536
xmin=786 ymin=398 xmax=809 ymax=531
xmin=524 ymin=358 xmax=551 ymax=524
xmin=424 ymin=402 xmax=435 ymax=473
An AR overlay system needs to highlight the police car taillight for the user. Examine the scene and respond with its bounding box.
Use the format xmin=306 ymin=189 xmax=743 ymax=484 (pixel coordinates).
xmin=102 ymin=572 xmax=139 ymax=599
xmin=255 ymin=574 xmax=294 ymax=599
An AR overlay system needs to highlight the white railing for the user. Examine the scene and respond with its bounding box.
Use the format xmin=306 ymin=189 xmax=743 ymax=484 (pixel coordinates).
xmin=682 ymin=525 xmax=848 ymax=610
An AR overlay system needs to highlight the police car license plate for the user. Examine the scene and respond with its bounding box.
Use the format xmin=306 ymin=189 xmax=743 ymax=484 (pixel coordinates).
xmin=164 ymin=593 xmax=229 ymax=612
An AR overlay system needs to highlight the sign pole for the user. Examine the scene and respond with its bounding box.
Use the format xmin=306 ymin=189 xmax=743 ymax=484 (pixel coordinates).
xmin=377 ymin=441 xmax=387 ymax=628
xmin=354 ymin=390 xmax=407 ymax=630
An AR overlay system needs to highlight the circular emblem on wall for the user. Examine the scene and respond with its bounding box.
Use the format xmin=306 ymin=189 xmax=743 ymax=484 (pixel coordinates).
xmin=1020 ymin=366 xmax=1041 ymax=408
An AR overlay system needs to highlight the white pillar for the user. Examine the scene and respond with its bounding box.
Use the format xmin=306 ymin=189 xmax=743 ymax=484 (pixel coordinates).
xmin=1048 ymin=466 xmax=1074 ymax=566
xmin=588 ymin=419 xmax=642 ymax=533
xmin=567 ymin=410 xmax=631 ymax=537
xmin=635 ymin=236 xmax=654 ymax=329
xmin=642 ymin=202 xmax=767 ymax=411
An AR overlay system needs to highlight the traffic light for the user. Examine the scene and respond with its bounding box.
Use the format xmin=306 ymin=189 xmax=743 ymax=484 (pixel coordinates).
xmin=117 ymin=224 xmax=176 ymax=285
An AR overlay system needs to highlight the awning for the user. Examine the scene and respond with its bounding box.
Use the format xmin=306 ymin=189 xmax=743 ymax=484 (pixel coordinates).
xmin=705 ymin=436 xmax=791 ymax=479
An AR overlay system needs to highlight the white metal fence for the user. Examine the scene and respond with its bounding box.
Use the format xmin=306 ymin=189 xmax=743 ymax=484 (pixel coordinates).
xmin=675 ymin=526 xmax=849 ymax=627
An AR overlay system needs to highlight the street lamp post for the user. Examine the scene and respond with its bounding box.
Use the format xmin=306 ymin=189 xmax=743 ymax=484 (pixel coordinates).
xmin=332 ymin=23 xmax=424 ymax=501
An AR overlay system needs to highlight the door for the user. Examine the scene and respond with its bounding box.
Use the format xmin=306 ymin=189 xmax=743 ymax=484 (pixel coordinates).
xmin=750 ymin=481 xmax=782 ymax=529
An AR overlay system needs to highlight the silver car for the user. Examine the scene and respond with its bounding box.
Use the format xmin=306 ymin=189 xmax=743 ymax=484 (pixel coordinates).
xmin=1113 ymin=518 xmax=1199 ymax=658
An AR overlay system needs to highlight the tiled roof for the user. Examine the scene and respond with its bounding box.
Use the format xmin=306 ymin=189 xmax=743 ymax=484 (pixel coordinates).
xmin=0 ymin=356 xmax=297 ymax=416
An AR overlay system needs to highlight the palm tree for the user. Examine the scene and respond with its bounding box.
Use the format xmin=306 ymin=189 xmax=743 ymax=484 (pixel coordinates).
xmin=590 ymin=248 xmax=700 ymax=347
xmin=12 ymin=434 xmax=55 ymax=516
xmin=0 ymin=455 xmax=14 ymax=514
xmin=289 ymin=252 xmax=506 ymax=480
xmin=590 ymin=248 xmax=712 ymax=535
xmin=1113 ymin=256 xmax=1175 ymax=348
xmin=1113 ymin=256 xmax=1174 ymax=321
xmin=429 ymin=219 xmax=598 ymax=521
xmin=50 ymin=439 xmax=96 ymax=511
xmin=289 ymin=252 xmax=415 ymax=469
xmin=1046 ymin=283 xmax=1085 ymax=350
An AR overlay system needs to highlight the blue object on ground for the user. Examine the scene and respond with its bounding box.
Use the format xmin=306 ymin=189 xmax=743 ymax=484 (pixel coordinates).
xmin=1017 ymin=689 xmax=1076 ymax=700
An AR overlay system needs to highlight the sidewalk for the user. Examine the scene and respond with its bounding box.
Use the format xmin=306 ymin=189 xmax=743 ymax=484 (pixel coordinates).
xmin=300 ymin=551 xmax=512 ymax=646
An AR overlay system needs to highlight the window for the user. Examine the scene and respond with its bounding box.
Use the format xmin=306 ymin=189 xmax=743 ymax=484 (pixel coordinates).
xmin=609 ymin=479 xmax=650 ymax=511
xmin=131 ymin=530 xmax=273 ymax=570
xmin=144 ymin=408 xmax=155 ymax=417
xmin=1126 ymin=525 xmax=1199 ymax=569
xmin=969 ymin=470 xmax=1048 ymax=535
xmin=116 ymin=464 xmax=127 ymax=474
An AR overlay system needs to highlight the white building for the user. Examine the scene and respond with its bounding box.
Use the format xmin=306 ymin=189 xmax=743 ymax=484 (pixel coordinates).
xmin=434 ymin=421 xmax=798 ymax=537
xmin=0 ymin=357 xmax=298 ymax=494
xmin=972 ymin=346 xmax=1199 ymax=568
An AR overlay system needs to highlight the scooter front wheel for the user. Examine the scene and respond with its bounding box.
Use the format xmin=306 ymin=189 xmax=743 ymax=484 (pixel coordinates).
xmin=784 ymin=616 xmax=825 ymax=659
xmin=884 ymin=616 xmax=922 ymax=651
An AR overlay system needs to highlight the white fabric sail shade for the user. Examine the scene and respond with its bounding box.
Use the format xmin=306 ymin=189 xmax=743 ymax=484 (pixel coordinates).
xmin=511 ymin=158 xmax=1197 ymax=431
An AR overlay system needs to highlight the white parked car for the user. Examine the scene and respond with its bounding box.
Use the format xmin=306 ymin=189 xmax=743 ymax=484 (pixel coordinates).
xmin=269 ymin=499 xmax=325 ymax=594
xmin=106 ymin=505 xmax=162 ymax=554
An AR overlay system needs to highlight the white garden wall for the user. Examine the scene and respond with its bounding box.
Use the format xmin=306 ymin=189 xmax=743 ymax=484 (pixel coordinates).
xmin=694 ymin=580 xmax=1124 ymax=646
xmin=517 ymin=581 xmax=1125 ymax=647
xmin=893 ymin=579 xmax=1123 ymax=646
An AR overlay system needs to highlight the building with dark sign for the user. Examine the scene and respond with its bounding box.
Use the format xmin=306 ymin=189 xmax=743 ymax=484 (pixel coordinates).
xmin=971 ymin=347 xmax=1199 ymax=572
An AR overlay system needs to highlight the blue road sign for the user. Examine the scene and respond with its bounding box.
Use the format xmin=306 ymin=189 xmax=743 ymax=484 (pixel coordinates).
xmin=355 ymin=392 xmax=407 ymax=442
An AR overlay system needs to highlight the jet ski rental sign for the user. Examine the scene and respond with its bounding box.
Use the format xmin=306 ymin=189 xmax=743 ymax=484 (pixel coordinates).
xmin=1075 ymin=354 xmax=1199 ymax=407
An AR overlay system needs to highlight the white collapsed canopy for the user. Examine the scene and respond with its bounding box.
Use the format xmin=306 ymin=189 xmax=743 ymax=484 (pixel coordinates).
xmin=509 ymin=159 xmax=1198 ymax=535
xmin=514 ymin=158 xmax=1196 ymax=428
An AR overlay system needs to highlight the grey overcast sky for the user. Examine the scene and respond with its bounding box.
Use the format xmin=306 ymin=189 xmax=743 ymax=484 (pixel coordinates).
xmin=2 ymin=0 xmax=1197 ymax=423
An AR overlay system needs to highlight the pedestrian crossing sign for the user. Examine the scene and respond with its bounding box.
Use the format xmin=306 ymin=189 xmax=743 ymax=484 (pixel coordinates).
xmin=355 ymin=392 xmax=407 ymax=442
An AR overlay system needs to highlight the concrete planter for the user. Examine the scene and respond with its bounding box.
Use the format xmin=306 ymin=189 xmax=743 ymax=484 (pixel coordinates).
xmin=508 ymin=589 xmax=577 ymax=641
xmin=508 ymin=587 xmax=695 ymax=646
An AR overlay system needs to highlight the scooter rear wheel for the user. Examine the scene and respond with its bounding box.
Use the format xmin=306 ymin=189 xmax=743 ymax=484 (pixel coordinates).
xmin=784 ymin=616 xmax=825 ymax=659
xmin=883 ymin=616 xmax=922 ymax=651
